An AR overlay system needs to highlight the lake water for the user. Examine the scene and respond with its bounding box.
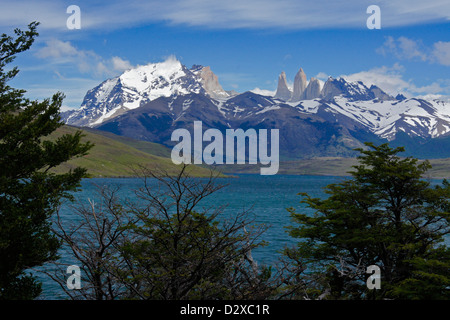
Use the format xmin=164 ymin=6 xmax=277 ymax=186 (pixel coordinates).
xmin=34 ymin=174 xmax=447 ymax=299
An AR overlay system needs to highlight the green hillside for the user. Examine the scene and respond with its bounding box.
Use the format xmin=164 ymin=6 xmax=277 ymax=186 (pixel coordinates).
xmin=47 ymin=125 xmax=450 ymax=179
xmin=79 ymin=127 xmax=172 ymax=158
xmin=47 ymin=125 xmax=220 ymax=178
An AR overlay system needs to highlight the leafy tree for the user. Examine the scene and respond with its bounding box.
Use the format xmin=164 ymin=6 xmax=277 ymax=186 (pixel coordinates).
xmin=119 ymin=166 xmax=270 ymax=300
xmin=285 ymin=143 xmax=450 ymax=299
xmin=0 ymin=22 xmax=93 ymax=299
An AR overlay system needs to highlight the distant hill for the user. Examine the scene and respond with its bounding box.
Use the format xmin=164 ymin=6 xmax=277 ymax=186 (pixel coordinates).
xmin=217 ymin=157 xmax=450 ymax=179
xmin=78 ymin=126 xmax=172 ymax=158
xmin=46 ymin=125 xmax=450 ymax=179
xmin=47 ymin=125 xmax=220 ymax=178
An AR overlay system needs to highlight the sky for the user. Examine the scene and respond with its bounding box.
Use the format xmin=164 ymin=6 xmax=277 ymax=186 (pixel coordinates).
xmin=1 ymin=0 xmax=450 ymax=110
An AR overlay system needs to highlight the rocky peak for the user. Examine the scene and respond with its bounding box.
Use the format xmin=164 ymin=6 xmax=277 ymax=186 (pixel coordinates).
xmin=197 ymin=66 xmax=229 ymax=99
xmin=320 ymin=77 xmax=343 ymax=100
xmin=291 ymin=68 xmax=307 ymax=101
xmin=302 ymin=77 xmax=321 ymax=100
xmin=274 ymin=71 xmax=292 ymax=101
xmin=369 ymin=85 xmax=394 ymax=101
xmin=321 ymin=77 xmax=380 ymax=101
xmin=64 ymin=58 xmax=207 ymax=127
xmin=396 ymin=93 xmax=407 ymax=101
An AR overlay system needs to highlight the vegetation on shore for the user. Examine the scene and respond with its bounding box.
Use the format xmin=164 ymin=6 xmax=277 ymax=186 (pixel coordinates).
xmin=47 ymin=125 xmax=223 ymax=178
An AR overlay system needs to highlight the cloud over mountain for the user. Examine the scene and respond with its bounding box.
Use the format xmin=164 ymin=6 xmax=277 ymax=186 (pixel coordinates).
xmin=341 ymin=64 xmax=449 ymax=99
xmin=36 ymin=39 xmax=133 ymax=76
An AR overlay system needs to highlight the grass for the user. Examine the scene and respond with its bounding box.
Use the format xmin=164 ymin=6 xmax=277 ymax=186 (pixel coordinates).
xmin=79 ymin=127 xmax=172 ymax=158
xmin=47 ymin=125 xmax=223 ymax=178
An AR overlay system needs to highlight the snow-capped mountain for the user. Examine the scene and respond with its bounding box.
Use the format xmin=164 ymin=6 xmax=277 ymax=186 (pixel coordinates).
xmin=269 ymin=71 xmax=450 ymax=141
xmin=63 ymin=57 xmax=230 ymax=127
xmin=63 ymin=59 xmax=450 ymax=159
xmin=304 ymin=96 xmax=450 ymax=141
xmin=319 ymin=77 xmax=393 ymax=101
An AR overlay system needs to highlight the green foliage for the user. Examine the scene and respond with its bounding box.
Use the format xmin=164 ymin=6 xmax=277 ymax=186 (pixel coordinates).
xmin=285 ymin=142 xmax=450 ymax=299
xmin=0 ymin=22 xmax=93 ymax=299
xmin=51 ymin=166 xmax=269 ymax=300
xmin=121 ymin=210 xmax=236 ymax=299
xmin=391 ymin=247 xmax=450 ymax=299
xmin=116 ymin=167 xmax=268 ymax=300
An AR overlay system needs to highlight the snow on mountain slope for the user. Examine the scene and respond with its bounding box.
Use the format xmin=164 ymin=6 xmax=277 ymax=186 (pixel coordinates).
xmin=293 ymin=96 xmax=450 ymax=140
xmin=64 ymin=57 xmax=229 ymax=127
xmin=118 ymin=58 xmax=196 ymax=105
xmin=203 ymin=86 xmax=450 ymax=141
xmin=63 ymin=60 xmax=450 ymax=144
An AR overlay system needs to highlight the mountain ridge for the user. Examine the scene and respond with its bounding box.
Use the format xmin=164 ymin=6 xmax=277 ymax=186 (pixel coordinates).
xmin=62 ymin=58 xmax=450 ymax=160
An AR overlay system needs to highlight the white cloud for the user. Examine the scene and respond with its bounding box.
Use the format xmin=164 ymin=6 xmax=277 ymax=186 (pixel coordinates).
xmin=35 ymin=39 xmax=79 ymax=58
xmin=415 ymin=93 xmax=450 ymax=103
xmin=377 ymin=37 xmax=450 ymax=67
xmin=250 ymin=87 xmax=276 ymax=96
xmin=377 ymin=36 xmax=427 ymax=61
xmin=35 ymin=39 xmax=133 ymax=77
xmin=1 ymin=0 xmax=449 ymax=31
xmin=341 ymin=64 xmax=449 ymax=98
xmin=111 ymin=56 xmax=132 ymax=72
xmin=0 ymin=1 xmax=67 ymax=31
xmin=30 ymin=39 xmax=134 ymax=109
xmin=128 ymin=0 xmax=450 ymax=30
xmin=396 ymin=37 xmax=428 ymax=61
xmin=342 ymin=64 xmax=408 ymax=95
xmin=432 ymin=41 xmax=450 ymax=66
xmin=315 ymin=72 xmax=330 ymax=81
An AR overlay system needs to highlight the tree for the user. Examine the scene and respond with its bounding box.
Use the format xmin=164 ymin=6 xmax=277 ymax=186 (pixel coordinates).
xmin=123 ymin=166 xmax=273 ymax=299
xmin=51 ymin=165 xmax=271 ymax=300
xmin=285 ymin=143 xmax=450 ymax=299
xmin=47 ymin=185 xmax=135 ymax=300
xmin=0 ymin=22 xmax=93 ymax=299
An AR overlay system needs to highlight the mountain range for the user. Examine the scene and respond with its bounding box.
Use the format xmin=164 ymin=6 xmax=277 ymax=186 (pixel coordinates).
xmin=62 ymin=57 xmax=450 ymax=160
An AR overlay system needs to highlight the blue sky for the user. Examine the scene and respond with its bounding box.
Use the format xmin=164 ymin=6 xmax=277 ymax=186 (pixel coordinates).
xmin=2 ymin=0 xmax=450 ymax=110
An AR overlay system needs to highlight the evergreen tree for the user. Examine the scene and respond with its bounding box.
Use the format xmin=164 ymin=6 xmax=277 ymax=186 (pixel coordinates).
xmin=0 ymin=22 xmax=93 ymax=299
xmin=285 ymin=143 xmax=450 ymax=299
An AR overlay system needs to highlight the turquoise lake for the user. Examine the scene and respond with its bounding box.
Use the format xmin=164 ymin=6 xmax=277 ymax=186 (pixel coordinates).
xmin=34 ymin=174 xmax=447 ymax=299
